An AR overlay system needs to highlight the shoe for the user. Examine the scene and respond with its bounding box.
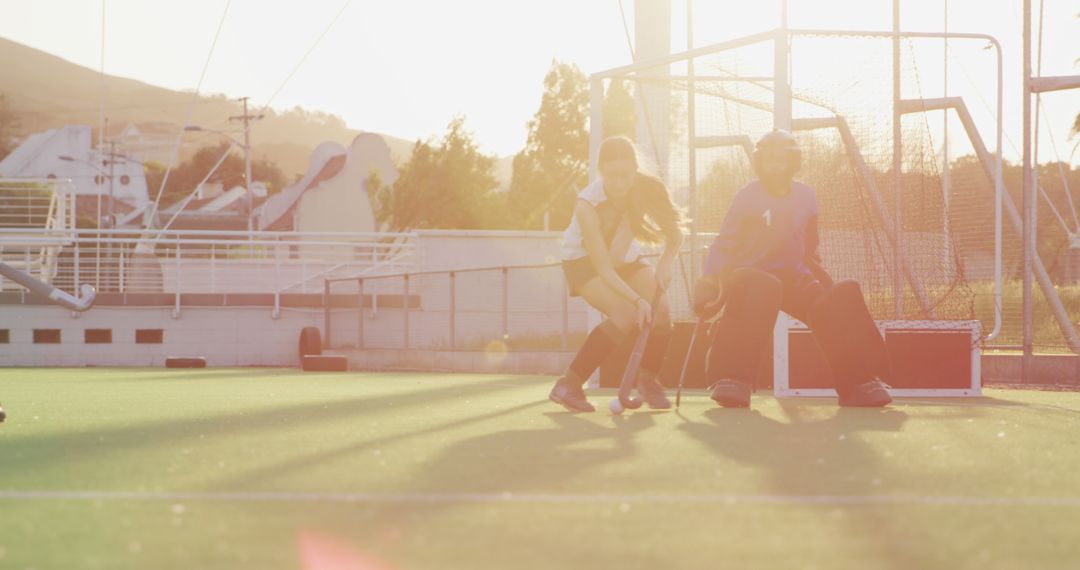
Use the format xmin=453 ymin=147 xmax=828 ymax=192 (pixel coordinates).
xmin=709 ymin=379 xmax=752 ymax=408
xmin=837 ymin=378 xmax=893 ymax=407
xmin=0 ymin=402 xmax=6 ymax=423
xmin=637 ymin=376 xmax=671 ymax=409
xmin=549 ymin=377 xmax=595 ymax=412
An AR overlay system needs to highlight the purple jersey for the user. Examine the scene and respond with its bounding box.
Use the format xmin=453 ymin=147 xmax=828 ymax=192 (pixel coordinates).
xmin=703 ymin=180 xmax=820 ymax=278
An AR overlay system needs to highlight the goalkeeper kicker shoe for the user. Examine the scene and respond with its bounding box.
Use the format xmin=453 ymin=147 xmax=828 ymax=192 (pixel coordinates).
xmin=709 ymin=379 xmax=752 ymax=408
xmin=837 ymin=378 xmax=893 ymax=408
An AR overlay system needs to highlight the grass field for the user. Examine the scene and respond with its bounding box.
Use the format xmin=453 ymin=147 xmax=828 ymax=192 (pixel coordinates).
xmin=2 ymin=369 xmax=1080 ymax=569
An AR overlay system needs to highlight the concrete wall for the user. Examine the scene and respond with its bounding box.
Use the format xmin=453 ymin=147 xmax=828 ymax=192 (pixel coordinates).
xmin=0 ymin=305 xmax=322 ymax=367
xmin=414 ymin=230 xmax=565 ymax=270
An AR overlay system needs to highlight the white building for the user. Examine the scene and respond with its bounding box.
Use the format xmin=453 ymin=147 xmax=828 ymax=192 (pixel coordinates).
xmin=0 ymin=124 xmax=150 ymax=208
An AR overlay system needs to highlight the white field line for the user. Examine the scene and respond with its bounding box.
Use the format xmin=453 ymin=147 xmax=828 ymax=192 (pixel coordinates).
xmin=2 ymin=490 xmax=1080 ymax=507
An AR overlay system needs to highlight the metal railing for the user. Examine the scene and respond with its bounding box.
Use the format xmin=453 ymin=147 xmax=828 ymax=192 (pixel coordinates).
xmin=323 ymin=248 xmax=704 ymax=352
xmin=0 ymin=228 xmax=419 ymax=317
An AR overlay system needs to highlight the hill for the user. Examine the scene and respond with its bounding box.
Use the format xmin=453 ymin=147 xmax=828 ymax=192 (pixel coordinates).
xmin=0 ymin=37 xmax=511 ymax=184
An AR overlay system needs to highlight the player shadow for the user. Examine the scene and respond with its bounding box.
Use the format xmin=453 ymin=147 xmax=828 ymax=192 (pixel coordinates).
xmin=896 ymin=395 xmax=1080 ymax=419
xmin=300 ymin=410 xmax=663 ymax=568
xmin=679 ymin=405 xmax=936 ymax=570
xmin=204 ymin=399 xmax=551 ymax=491
xmin=0 ymin=375 xmax=532 ymax=478
xmin=403 ymin=410 xmax=657 ymax=494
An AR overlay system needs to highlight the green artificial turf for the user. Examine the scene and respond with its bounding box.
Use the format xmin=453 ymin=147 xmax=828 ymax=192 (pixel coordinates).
xmin=1 ymin=368 xmax=1080 ymax=569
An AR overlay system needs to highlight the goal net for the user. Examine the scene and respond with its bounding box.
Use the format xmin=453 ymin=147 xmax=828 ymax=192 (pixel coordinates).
xmin=591 ymin=31 xmax=1007 ymax=339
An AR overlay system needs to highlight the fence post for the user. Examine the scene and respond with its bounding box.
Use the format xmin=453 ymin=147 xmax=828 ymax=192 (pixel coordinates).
xmin=73 ymin=238 xmax=80 ymax=293
xmin=272 ymin=250 xmax=281 ymax=318
xmin=449 ymin=271 xmax=456 ymax=350
xmin=403 ymin=274 xmax=410 ymax=349
xmin=210 ymin=244 xmax=216 ymax=294
xmin=324 ymin=278 xmax=332 ymax=349
xmin=94 ymin=231 xmax=100 ymax=290
xmin=118 ymin=248 xmax=125 ymax=294
xmin=172 ymin=239 xmax=181 ymax=318
xmin=357 ymin=278 xmax=364 ymax=349
xmin=502 ymin=267 xmax=509 ymax=339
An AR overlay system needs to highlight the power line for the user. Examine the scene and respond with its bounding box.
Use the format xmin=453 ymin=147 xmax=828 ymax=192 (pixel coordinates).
xmin=151 ymin=0 xmax=354 ymax=237
xmin=145 ymin=0 xmax=233 ymax=230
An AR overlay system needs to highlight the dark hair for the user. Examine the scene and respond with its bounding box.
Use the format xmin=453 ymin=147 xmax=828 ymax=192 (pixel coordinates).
xmin=627 ymin=174 xmax=684 ymax=245
xmin=598 ymin=136 xmax=638 ymax=168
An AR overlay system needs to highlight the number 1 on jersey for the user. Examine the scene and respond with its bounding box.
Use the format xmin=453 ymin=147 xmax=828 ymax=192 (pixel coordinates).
xmin=762 ymin=209 xmax=772 ymax=227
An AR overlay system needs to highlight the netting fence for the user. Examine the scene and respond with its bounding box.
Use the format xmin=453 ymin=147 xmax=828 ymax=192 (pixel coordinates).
xmin=590 ymin=29 xmax=1080 ymax=353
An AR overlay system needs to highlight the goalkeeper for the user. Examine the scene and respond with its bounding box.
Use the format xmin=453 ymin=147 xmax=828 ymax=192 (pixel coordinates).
xmin=693 ymin=130 xmax=892 ymax=408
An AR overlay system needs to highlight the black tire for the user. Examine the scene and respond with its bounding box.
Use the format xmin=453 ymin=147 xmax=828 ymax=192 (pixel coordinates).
xmin=165 ymin=357 xmax=207 ymax=369
xmin=299 ymin=327 xmax=322 ymax=361
xmin=302 ymin=355 xmax=347 ymax=372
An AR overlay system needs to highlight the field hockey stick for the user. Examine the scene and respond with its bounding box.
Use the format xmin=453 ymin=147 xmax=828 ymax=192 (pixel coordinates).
xmin=675 ymin=316 xmax=707 ymax=409
xmin=675 ymin=293 xmax=725 ymax=409
xmin=0 ymin=261 xmax=96 ymax=312
xmin=611 ymin=286 xmax=665 ymax=414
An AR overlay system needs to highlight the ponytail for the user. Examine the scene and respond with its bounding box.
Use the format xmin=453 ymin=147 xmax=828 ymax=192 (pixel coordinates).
xmin=627 ymin=174 xmax=685 ymax=245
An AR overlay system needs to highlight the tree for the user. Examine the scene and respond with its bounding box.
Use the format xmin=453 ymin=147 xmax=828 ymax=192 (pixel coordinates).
xmin=508 ymin=62 xmax=641 ymax=231
xmin=603 ymin=79 xmax=636 ymax=140
xmin=150 ymin=142 xmax=286 ymax=208
xmin=372 ymin=117 xmax=501 ymax=231
xmin=506 ymin=61 xmax=591 ymax=231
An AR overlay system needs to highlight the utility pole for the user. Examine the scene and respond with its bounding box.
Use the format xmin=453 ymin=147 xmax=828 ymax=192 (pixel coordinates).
xmin=229 ymin=97 xmax=262 ymax=234
xmin=106 ymin=139 xmax=116 ymax=228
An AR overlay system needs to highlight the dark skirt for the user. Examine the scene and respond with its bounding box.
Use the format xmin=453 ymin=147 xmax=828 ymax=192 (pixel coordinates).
xmin=562 ymin=256 xmax=649 ymax=297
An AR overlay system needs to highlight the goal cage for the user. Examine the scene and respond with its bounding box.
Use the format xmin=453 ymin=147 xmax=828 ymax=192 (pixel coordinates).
xmin=589 ymin=29 xmax=1018 ymax=395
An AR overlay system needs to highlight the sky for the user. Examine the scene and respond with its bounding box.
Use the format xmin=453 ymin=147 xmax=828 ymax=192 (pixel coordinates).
xmin=0 ymin=0 xmax=1077 ymax=163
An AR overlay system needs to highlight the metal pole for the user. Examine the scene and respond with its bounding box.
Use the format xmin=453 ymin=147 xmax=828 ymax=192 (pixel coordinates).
xmin=272 ymin=246 xmax=279 ymax=316
xmin=686 ymin=0 xmax=698 ymax=281
xmin=403 ymin=274 xmax=410 ymax=349
xmin=108 ymin=138 xmax=116 ymax=229
xmin=773 ymin=0 xmax=791 ymax=131
xmin=118 ymin=248 xmax=125 ymax=293
xmin=73 ymin=234 xmax=80 ymax=298
xmin=501 ymin=267 xmax=509 ymax=339
xmin=173 ymin=239 xmax=181 ymax=317
xmin=943 ymin=0 xmax=951 ymax=272
xmin=229 ymin=96 xmax=260 ymax=235
xmin=589 ymin=77 xmax=605 ymax=182
xmin=324 ymin=279 xmax=332 ymax=349
xmin=210 ymin=244 xmax=216 ymax=294
xmin=892 ymin=0 xmax=904 ymax=318
xmin=94 ymin=203 xmax=101 ymax=289
xmin=243 ymin=97 xmax=253 ymax=235
xmin=1022 ymin=0 xmax=1034 ymax=379
xmin=449 ymin=271 xmax=456 ymax=350
xmin=357 ymin=278 xmax=364 ymax=349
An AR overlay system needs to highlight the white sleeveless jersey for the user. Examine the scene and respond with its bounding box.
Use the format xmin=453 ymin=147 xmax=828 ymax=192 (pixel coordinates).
xmin=561 ymin=178 xmax=643 ymax=264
